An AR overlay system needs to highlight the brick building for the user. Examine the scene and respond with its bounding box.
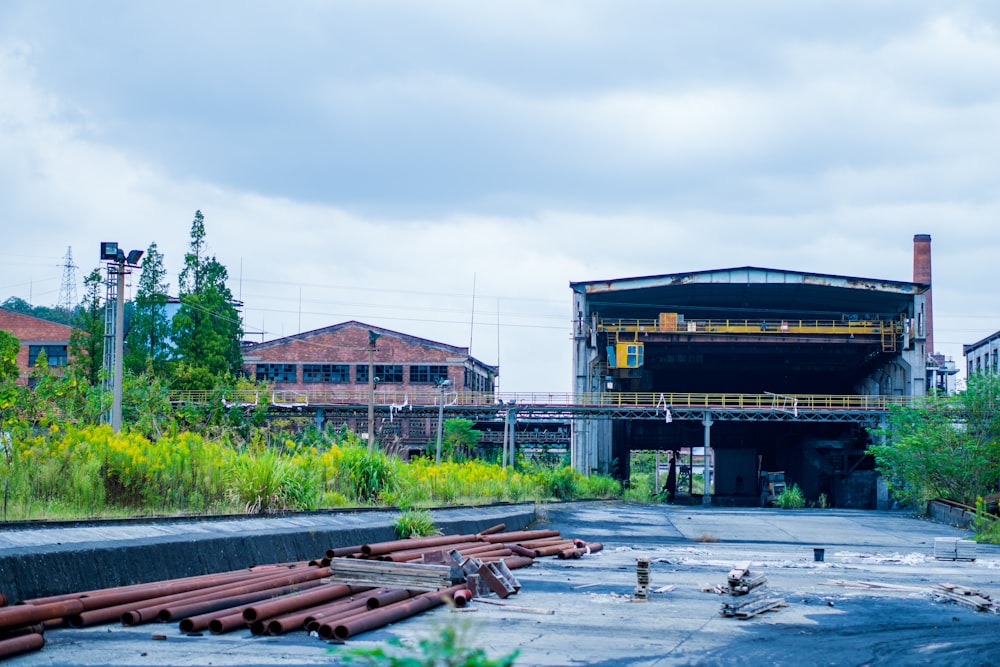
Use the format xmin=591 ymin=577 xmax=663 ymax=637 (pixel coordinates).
xmin=241 ymin=321 xmax=498 ymax=450
xmin=0 ymin=308 xmax=75 ymax=384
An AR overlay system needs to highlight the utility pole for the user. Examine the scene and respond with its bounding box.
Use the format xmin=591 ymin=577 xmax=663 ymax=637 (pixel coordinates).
xmin=367 ymin=330 xmax=380 ymax=451
xmin=435 ymin=379 xmax=452 ymax=464
xmin=100 ymin=242 xmax=143 ymax=433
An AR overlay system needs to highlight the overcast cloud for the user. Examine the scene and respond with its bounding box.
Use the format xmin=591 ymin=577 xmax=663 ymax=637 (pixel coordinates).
xmin=1 ymin=1 xmax=998 ymax=392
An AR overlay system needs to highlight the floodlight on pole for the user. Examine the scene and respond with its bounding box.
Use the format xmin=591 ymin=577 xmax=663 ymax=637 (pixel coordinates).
xmin=100 ymin=242 xmax=144 ymax=433
xmin=435 ymin=379 xmax=452 ymax=464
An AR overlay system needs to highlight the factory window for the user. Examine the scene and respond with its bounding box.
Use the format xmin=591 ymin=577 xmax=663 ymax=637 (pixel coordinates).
xmin=27 ymin=345 xmax=68 ymax=367
xmin=409 ymin=365 xmax=449 ymax=384
xmin=302 ymin=364 xmax=350 ymax=383
xmin=356 ymin=364 xmax=403 ymax=383
xmin=993 ymin=350 xmax=998 ymax=372
xmin=256 ymin=364 xmax=297 ymax=383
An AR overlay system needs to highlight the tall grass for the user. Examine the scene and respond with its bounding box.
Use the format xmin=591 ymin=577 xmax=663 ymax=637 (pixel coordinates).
xmin=1 ymin=423 xmax=621 ymax=519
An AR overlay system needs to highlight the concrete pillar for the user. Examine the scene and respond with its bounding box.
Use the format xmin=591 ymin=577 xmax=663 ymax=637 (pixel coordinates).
xmin=702 ymin=412 xmax=713 ymax=505
xmin=314 ymin=407 xmax=325 ymax=430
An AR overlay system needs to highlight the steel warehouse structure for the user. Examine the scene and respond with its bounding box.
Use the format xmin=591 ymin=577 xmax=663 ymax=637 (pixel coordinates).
xmin=569 ymin=252 xmax=933 ymax=508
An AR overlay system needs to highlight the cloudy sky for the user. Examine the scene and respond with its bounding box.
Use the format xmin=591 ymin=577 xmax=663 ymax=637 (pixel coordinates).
xmin=1 ymin=1 xmax=999 ymax=392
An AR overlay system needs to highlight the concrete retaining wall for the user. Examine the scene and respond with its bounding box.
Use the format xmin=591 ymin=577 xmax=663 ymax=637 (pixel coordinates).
xmin=927 ymin=499 xmax=975 ymax=529
xmin=0 ymin=505 xmax=536 ymax=602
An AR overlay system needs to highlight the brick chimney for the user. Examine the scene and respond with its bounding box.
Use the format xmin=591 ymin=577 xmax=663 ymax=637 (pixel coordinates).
xmin=913 ymin=234 xmax=933 ymax=357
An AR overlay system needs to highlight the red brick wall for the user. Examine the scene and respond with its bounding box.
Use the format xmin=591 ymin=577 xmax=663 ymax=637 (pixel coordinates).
xmin=0 ymin=309 xmax=75 ymax=381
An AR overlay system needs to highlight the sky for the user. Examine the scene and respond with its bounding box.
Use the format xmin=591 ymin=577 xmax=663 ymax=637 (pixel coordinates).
xmin=1 ymin=1 xmax=999 ymax=393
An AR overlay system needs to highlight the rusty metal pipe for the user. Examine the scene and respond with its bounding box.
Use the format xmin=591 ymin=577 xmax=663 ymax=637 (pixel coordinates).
xmin=533 ymin=543 xmax=578 ymax=558
xmin=0 ymin=599 xmax=84 ymax=632
xmin=75 ymin=568 xmax=332 ymax=628
xmin=315 ymin=607 xmax=374 ymax=640
xmin=0 ymin=630 xmax=44 ymax=660
xmin=452 ymin=588 xmax=472 ymax=608
xmin=558 ymin=542 xmax=604 ymax=558
xmin=242 ymin=584 xmax=360 ymax=622
xmin=325 ymin=544 xmax=365 ymax=558
xmin=481 ymin=529 xmax=560 ymax=544
xmin=21 ymin=568 xmax=277 ymax=606
xmin=361 ymin=534 xmax=479 ymax=557
xmin=380 ymin=540 xmax=482 ymax=562
xmin=457 ymin=542 xmax=514 ymax=556
xmin=170 ymin=575 xmax=327 ymax=634
xmin=208 ymin=610 xmax=247 ymax=634
xmin=365 ymin=588 xmax=412 ymax=610
xmin=485 ymin=556 xmax=534 ymax=570
xmin=301 ymin=594 xmax=387 ymax=634
xmin=502 ymin=544 xmax=537 ymax=558
xmin=265 ymin=589 xmax=384 ymax=636
xmin=67 ymin=568 xmax=291 ymax=619
xmin=475 ymin=523 xmax=507 ymax=538
xmin=332 ymin=584 xmax=466 ymax=640
xmin=154 ymin=580 xmax=325 ymax=624
xmin=516 ymin=537 xmax=573 ymax=548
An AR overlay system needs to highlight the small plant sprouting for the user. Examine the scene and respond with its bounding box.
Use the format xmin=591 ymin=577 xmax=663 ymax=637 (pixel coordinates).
xmin=394 ymin=508 xmax=439 ymax=539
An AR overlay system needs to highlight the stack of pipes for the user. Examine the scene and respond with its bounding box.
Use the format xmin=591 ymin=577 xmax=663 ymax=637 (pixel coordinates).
xmin=0 ymin=524 xmax=603 ymax=659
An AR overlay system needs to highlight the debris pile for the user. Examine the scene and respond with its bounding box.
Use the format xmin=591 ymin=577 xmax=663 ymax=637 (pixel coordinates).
xmin=0 ymin=523 xmax=603 ymax=660
xmin=932 ymin=583 xmax=999 ymax=613
xmin=718 ymin=562 xmax=785 ymax=619
xmin=826 ymin=579 xmax=1000 ymax=614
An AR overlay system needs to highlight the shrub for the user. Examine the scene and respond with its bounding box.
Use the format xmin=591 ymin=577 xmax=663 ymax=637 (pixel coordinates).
xmin=394 ymin=508 xmax=439 ymax=539
xmin=226 ymin=448 xmax=290 ymax=513
xmin=775 ymin=483 xmax=806 ymax=509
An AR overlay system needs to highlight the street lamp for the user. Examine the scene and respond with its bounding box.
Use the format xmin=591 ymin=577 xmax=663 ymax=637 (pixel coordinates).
xmin=366 ymin=330 xmax=381 ymax=451
xmin=435 ymin=379 xmax=452 ymax=464
xmin=100 ymin=242 xmax=143 ymax=433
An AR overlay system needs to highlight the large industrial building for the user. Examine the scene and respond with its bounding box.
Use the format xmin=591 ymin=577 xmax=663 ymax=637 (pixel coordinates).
xmin=569 ymin=235 xmax=941 ymax=508
xmin=240 ymin=321 xmax=497 ymax=451
xmin=964 ymin=330 xmax=1000 ymax=377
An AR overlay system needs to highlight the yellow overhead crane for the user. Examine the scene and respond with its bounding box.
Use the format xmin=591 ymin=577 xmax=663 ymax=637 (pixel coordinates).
xmin=600 ymin=312 xmax=906 ymax=367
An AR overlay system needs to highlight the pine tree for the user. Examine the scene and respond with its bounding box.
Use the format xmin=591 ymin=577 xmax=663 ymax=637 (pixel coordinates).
xmin=125 ymin=242 xmax=171 ymax=375
xmin=171 ymin=211 xmax=243 ymax=387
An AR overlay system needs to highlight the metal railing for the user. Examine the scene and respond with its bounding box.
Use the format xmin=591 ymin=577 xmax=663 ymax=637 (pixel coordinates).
xmin=168 ymin=389 xmax=924 ymax=413
xmin=598 ymin=317 xmax=901 ymax=337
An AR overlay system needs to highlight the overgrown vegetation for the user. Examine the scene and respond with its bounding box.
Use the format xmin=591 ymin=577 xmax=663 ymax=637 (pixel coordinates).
xmin=0 ymin=360 xmax=620 ymax=520
xmin=0 ymin=209 xmax=624 ymax=521
xmin=868 ymin=373 xmax=1000 ymax=507
xmin=337 ymin=621 xmax=519 ymax=667
xmin=394 ymin=509 xmax=439 ymax=539
xmin=774 ymin=483 xmax=806 ymax=509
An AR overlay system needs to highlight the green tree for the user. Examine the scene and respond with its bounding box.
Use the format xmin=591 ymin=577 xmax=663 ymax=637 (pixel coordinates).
xmin=1 ymin=296 xmax=70 ymax=325
xmin=171 ymin=211 xmax=243 ymax=387
xmin=0 ymin=330 xmax=18 ymax=382
xmin=68 ymin=268 xmax=106 ymax=386
xmin=868 ymin=374 xmax=1000 ymax=506
xmin=441 ymin=418 xmax=481 ymax=462
xmin=125 ymin=242 xmax=172 ymax=375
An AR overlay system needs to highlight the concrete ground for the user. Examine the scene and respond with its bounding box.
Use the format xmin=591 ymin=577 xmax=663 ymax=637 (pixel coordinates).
xmin=6 ymin=503 xmax=1000 ymax=666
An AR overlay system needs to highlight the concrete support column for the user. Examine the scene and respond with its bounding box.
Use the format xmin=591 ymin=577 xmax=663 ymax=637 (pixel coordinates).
xmin=702 ymin=412 xmax=713 ymax=505
xmin=314 ymin=407 xmax=325 ymax=430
